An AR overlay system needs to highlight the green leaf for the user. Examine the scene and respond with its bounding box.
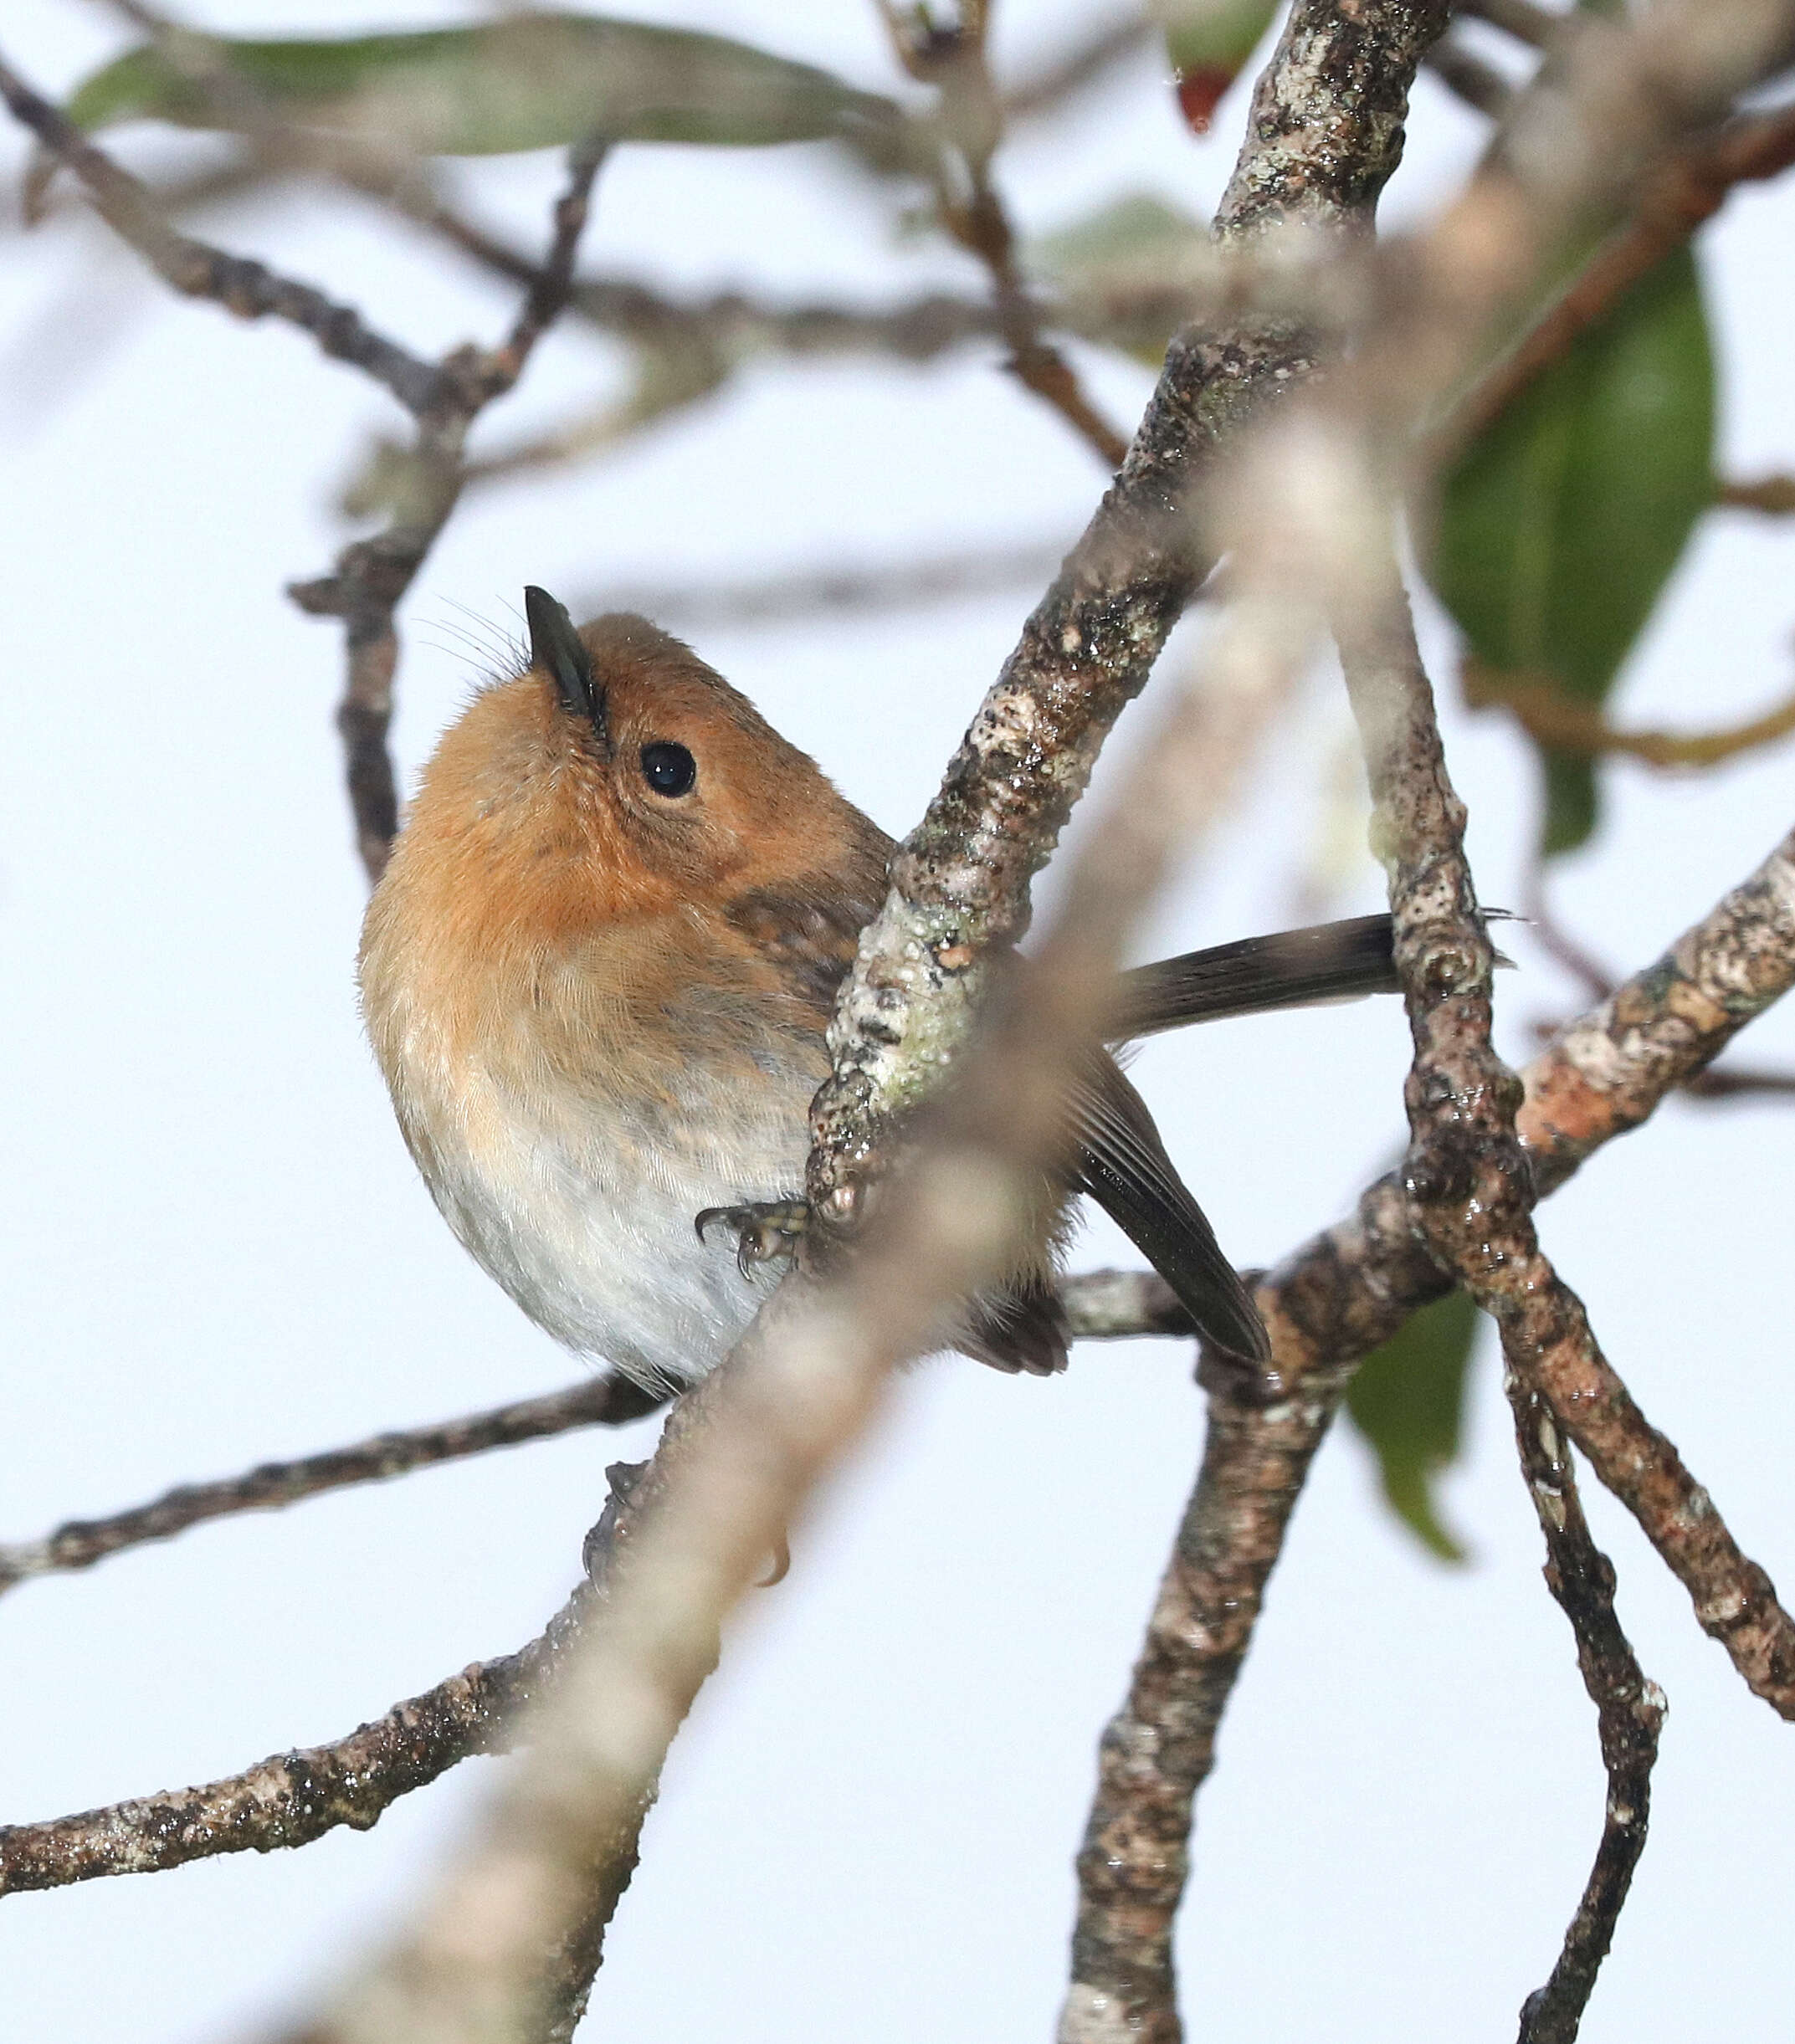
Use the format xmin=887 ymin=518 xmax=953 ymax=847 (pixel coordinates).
xmin=1425 ymin=243 xmax=1716 ymax=858
xmin=1346 ymin=1288 xmax=1481 ymax=1564
xmin=64 ymin=15 xmax=905 ymax=157
xmin=1160 ymin=0 xmax=1283 ymax=133
xmin=1025 ymin=192 xmax=1209 ymax=367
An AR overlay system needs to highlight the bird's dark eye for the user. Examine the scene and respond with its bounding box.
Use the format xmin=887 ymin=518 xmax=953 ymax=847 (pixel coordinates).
xmin=639 ymin=740 xmax=696 ymax=798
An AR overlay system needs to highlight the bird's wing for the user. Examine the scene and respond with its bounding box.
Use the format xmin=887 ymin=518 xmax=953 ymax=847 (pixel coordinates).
xmin=1069 ymin=1053 xmax=1269 ymax=1362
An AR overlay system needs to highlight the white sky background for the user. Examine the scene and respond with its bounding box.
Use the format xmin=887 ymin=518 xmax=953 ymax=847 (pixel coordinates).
xmin=3 ymin=3 xmax=1794 ymax=2039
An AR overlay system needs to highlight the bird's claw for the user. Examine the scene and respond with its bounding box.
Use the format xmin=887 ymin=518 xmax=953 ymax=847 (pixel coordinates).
xmin=695 ymin=1198 xmax=810 ymax=1279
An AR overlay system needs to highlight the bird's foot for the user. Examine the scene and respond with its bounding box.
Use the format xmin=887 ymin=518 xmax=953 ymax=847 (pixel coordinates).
xmin=695 ymin=1196 xmax=809 ymax=1279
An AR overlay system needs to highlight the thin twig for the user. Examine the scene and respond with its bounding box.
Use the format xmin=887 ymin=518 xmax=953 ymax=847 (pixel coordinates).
xmin=880 ymin=8 xmax=1132 ymax=468
xmin=1465 ymin=658 xmax=1795 ymax=768
xmin=570 ymin=535 xmax=1072 ymax=630
xmin=1521 ymin=858 xmax=1618 ymax=1005
xmin=0 ymin=1269 xmax=1180 ymax=1604
xmin=1438 ymin=100 xmax=1795 ymax=458
xmin=1001 ymin=9 xmax=1154 ymax=125
xmin=1718 ymin=472 xmax=1795 ymax=513
xmin=0 ymin=1375 xmax=662 ymax=1601
xmin=1505 ymin=1352 xmax=1665 ymax=2043
xmin=290 ymin=140 xmax=607 ymax=882
xmin=0 ymin=49 xmax=438 ymax=416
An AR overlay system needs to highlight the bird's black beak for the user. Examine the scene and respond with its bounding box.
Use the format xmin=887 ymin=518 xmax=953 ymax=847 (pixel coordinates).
xmin=524 ymin=585 xmax=605 ymax=743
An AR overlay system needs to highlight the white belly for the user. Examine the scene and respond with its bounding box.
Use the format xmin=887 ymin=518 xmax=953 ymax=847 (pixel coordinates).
xmin=399 ymin=1046 xmax=816 ymax=1391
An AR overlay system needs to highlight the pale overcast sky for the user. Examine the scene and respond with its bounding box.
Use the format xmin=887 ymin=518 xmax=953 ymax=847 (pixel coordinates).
xmin=3 ymin=5 xmax=1795 ymax=2040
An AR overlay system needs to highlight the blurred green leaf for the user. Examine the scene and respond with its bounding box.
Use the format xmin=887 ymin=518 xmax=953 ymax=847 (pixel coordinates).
xmin=1160 ymin=0 xmax=1282 ymax=133
xmin=64 ymin=15 xmax=905 ymax=157
xmin=1346 ymin=1288 xmax=1481 ymax=1564
xmin=1025 ymin=192 xmax=1208 ymax=367
xmin=1426 ymin=244 xmax=1716 ymax=858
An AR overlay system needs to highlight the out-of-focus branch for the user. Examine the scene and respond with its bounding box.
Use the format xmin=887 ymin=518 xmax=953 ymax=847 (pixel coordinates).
xmin=1506 ymin=1353 xmax=1665 ymax=2043
xmin=878 ymin=9 xmax=1131 ymax=467
xmin=0 ymin=44 xmax=607 ymax=887
xmin=0 ymin=1268 xmax=1181 ymax=1606
xmin=1464 ymin=657 xmax=1795 ymax=768
xmin=1001 ymin=9 xmax=1153 ymax=125
xmin=810 ymin=0 xmax=1453 ymax=1232
xmin=571 ymin=535 xmax=1072 ymax=630
xmin=1426 ymin=36 xmax=1516 ymax=116
xmin=1719 ymin=472 xmax=1795 ymax=513
xmin=290 ymin=140 xmax=606 ymax=882
xmin=1459 ymin=0 xmax=1562 ymax=50
xmin=0 ymin=50 xmax=438 ymax=414
xmin=1437 ymin=100 xmax=1795 ymax=458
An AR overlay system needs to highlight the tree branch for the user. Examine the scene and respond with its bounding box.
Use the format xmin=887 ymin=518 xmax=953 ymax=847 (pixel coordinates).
xmin=0 ymin=1375 xmax=661 ymax=1602
xmin=1506 ymin=1361 xmax=1665 ymax=2044
xmin=289 ymin=140 xmax=607 ymax=882
xmin=1438 ymin=100 xmax=1795 ymax=458
xmin=0 ymin=50 xmax=439 ymax=416
xmin=0 ymin=1269 xmax=1182 ymax=1605
xmin=808 ymin=0 xmax=1452 ymax=1230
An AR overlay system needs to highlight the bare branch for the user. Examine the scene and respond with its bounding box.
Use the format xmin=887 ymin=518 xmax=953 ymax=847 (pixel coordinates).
xmin=1000 ymin=10 xmax=1154 ymax=126
xmin=0 ymin=1610 xmax=550 ymax=1893
xmin=290 ymin=141 xmax=607 ymax=882
xmin=1464 ymin=657 xmax=1795 ymax=768
xmin=1060 ymin=807 xmax=1795 ymax=2037
xmin=0 ymin=50 xmax=439 ymax=416
xmin=1718 ymin=472 xmax=1795 ymax=513
xmin=1505 ymin=1365 xmax=1665 ymax=2044
xmin=570 ymin=535 xmax=1072 ymax=630
xmin=1438 ymin=100 xmax=1795 ymax=459
xmin=0 ymin=1269 xmax=1177 ymax=1604
xmin=0 ymin=1376 xmax=661 ymax=1602
xmin=1060 ymin=1375 xmax=1341 ymax=2044
xmin=883 ymin=13 xmax=1131 ymax=468
xmin=1520 ymin=819 xmax=1795 ymax=1195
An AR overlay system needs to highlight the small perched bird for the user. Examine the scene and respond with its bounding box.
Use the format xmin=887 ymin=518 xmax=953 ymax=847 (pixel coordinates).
xmin=359 ymin=588 xmax=1400 ymax=1392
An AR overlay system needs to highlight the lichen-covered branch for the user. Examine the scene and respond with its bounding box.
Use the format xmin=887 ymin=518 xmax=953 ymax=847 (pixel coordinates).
xmin=808 ymin=0 xmax=1451 ymax=1217
xmin=1059 ymin=1375 xmax=1343 ymax=2044
xmin=1058 ymin=807 xmax=1795 ymax=2039
xmin=0 ymin=1617 xmax=549 ymax=1893
xmin=1521 ymin=821 xmax=1795 ymax=1193
xmin=1505 ymin=1365 xmax=1664 ymax=2044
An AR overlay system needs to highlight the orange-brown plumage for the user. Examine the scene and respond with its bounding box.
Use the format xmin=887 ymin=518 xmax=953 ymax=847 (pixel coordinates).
xmin=360 ymin=602 xmax=898 ymax=1390
xmin=360 ymin=587 xmax=1396 ymax=1389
